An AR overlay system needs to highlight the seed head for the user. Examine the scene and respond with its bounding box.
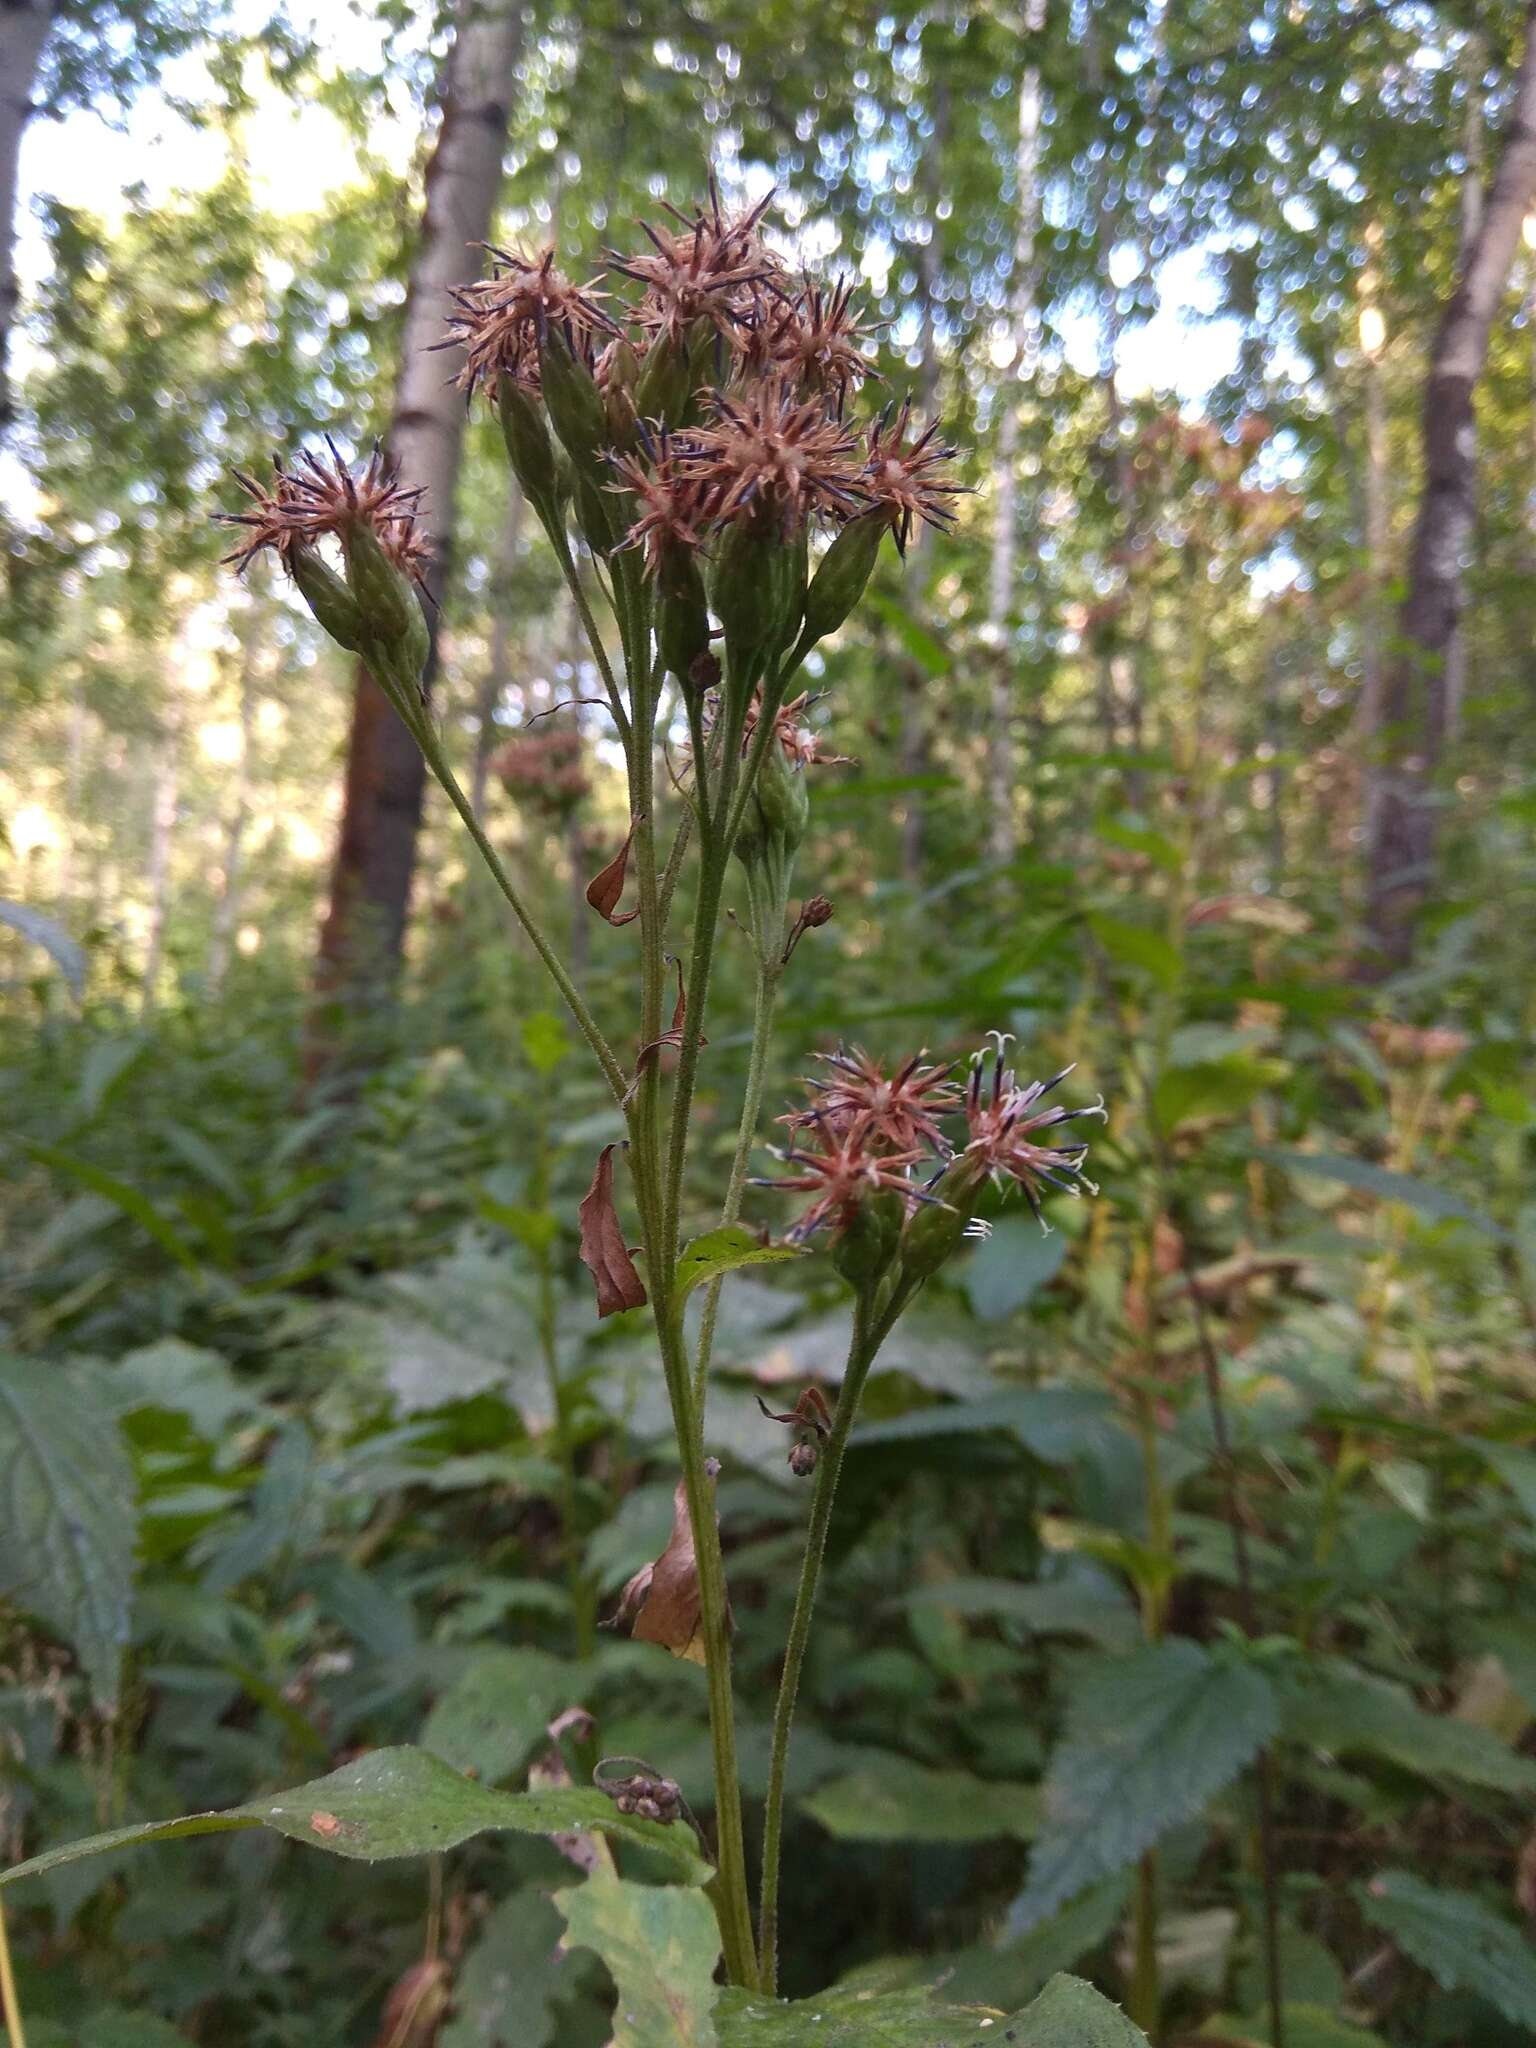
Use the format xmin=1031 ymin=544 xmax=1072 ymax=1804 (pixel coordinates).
xmin=217 ymin=440 xmax=429 ymax=583
xmin=761 ymin=277 xmax=879 ymax=408
xmin=611 ymin=183 xmax=785 ymax=348
xmin=863 ymin=398 xmax=967 ymax=553
xmin=440 ymin=242 xmax=618 ymax=403
xmin=679 ymin=381 xmax=867 ymax=535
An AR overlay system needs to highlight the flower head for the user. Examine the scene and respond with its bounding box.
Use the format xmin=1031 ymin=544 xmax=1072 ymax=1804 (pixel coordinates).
xmin=863 ymin=398 xmax=967 ymax=553
xmin=440 ymin=242 xmax=618 ymax=401
xmin=762 ymin=277 xmax=878 ymax=408
xmin=679 ymin=380 xmax=866 ymax=535
xmin=611 ymin=423 xmax=711 ymax=573
xmin=740 ymin=688 xmax=855 ymax=768
xmin=610 ymin=184 xmax=784 ymax=348
xmin=758 ymin=1126 xmax=927 ymax=1243
xmin=961 ymin=1036 xmax=1105 ymax=1226
xmin=218 ymin=440 xmax=429 ymax=582
xmin=791 ymin=1046 xmax=958 ymax=1154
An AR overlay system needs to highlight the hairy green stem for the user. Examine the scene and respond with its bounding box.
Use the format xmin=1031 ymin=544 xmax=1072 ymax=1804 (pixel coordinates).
xmin=692 ymin=955 xmax=783 ymax=1417
xmin=414 ymin=721 xmax=628 ymax=1104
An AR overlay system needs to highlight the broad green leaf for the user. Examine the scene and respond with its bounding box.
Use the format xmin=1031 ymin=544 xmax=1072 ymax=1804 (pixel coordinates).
xmin=29 ymin=2014 xmax=188 ymax=2048
xmin=1472 ymin=1440 xmax=1536 ymax=1525
xmin=1281 ymin=1658 xmax=1536 ymax=1795
xmin=1255 ymin=1149 xmax=1505 ymax=1239
xmin=901 ymin=1574 xmax=1139 ymax=1653
xmin=1013 ymin=1641 xmax=1279 ymax=1927
xmin=24 ymin=1142 xmax=200 ymax=1270
xmin=716 ymin=1975 xmax=1146 ymax=2045
xmin=1153 ymin=1056 xmax=1286 ymax=1132
xmin=114 ymin=1337 xmax=256 ymax=1438
xmin=963 ymin=1216 xmax=1068 ymax=1321
xmin=0 ymin=1354 xmax=135 ymax=1710
xmin=1008 ymin=1974 xmax=1149 ymax=2044
xmin=802 ymin=1760 xmax=1037 ymax=1843
xmin=556 ymin=1865 xmax=720 ymax=2047
xmin=1087 ymin=914 xmax=1181 ymax=989
xmin=674 ymin=1225 xmax=805 ymax=1305
xmin=441 ymin=1885 xmax=570 ymax=2047
xmin=0 ymin=1745 xmax=709 ymax=1890
xmin=0 ymin=899 xmax=84 ymax=996
xmin=421 ymin=1646 xmax=574 ymax=1785
xmin=1357 ymin=1870 xmax=1536 ymax=2030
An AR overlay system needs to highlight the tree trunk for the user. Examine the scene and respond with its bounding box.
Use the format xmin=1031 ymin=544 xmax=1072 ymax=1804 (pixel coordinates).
xmin=312 ymin=0 xmax=522 ymax=1020
xmin=984 ymin=1 xmax=1047 ymax=866
xmin=1363 ymin=0 xmax=1536 ymax=973
xmin=0 ymin=0 xmax=53 ymax=431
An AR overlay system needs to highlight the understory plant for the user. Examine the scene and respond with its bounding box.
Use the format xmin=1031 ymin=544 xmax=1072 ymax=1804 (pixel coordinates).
xmin=7 ymin=187 xmax=1112 ymax=2019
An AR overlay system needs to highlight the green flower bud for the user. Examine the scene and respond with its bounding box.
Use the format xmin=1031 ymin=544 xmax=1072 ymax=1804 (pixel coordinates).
xmin=601 ymin=338 xmax=643 ymax=453
xmin=802 ymin=510 xmax=886 ymax=646
xmin=498 ymin=374 xmax=559 ymax=510
xmin=897 ymin=1159 xmax=982 ymax=1284
xmin=750 ymin=738 xmax=810 ymax=853
xmin=537 ymin=328 xmax=610 ymax=481
xmin=339 ymin=519 xmax=430 ymax=682
xmin=709 ymin=522 xmax=804 ymax=659
xmin=656 ymin=546 xmax=712 ymax=681
xmin=830 ymin=1200 xmax=895 ymax=1292
xmin=290 ymin=545 xmax=365 ymax=652
xmin=573 ymin=471 xmax=619 ymax=557
xmin=633 ymin=328 xmax=695 ymax=426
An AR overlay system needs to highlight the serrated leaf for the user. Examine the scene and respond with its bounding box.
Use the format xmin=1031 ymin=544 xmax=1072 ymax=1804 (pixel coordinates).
xmin=556 ymin=1864 xmax=720 ymax=2047
xmin=1281 ymin=1658 xmax=1536 ymax=1795
xmin=674 ymin=1226 xmax=805 ymax=1306
xmin=0 ymin=899 xmax=84 ymax=996
xmin=0 ymin=1354 xmax=135 ymax=1710
xmin=1013 ymin=1642 xmax=1278 ymax=1927
xmin=1009 ymin=1974 xmax=1149 ymax=2044
xmin=802 ymin=1759 xmax=1037 ymax=1843
xmin=963 ymin=1217 xmax=1068 ymax=1321
xmin=1357 ymin=1870 xmax=1536 ymax=2030
xmin=421 ymin=1647 xmax=574 ymax=1784
xmin=0 ymin=1745 xmax=709 ymax=1890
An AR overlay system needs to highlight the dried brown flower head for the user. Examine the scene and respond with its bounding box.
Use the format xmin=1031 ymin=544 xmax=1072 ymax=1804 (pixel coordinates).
xmin=763 ymin=277 xmax=878 ymax=408
xmin=218 ymin=441 xmax=429 ymax=581
xmin=440 ymin=242 xmax=618 ymax=401
xmin=961 ymin=1037 xmax=1104 ymax=1225
xmin=740 ymin=688 xmax=854 ymax=768
xmin=612 ymin=424 xmax=710 ymax=573
xmin=610 ymin=185 xmax=784 ymax=348
xmin=680 ymin=381 xmax=866 ymax=534
xmin=863 ymin=398 xmax=966 ymax=553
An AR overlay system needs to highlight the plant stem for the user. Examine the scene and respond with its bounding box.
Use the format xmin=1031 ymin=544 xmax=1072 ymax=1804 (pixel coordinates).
xmin=692 ymin=955 xmax=783 ymax=1416
xmin=414 ymin=723 xmax=629 ymax=1105
xmin=1129 ymin=1852 xmax=1160 ymax=2038
xmin=759 ymin=1293 xmax=896 ymax=1992
xmin=0 ymin=1901 xmax=26 ymax=2048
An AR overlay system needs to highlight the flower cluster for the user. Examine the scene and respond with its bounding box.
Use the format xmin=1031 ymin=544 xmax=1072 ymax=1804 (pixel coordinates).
xmin=762 ymin=1038 xmax=1104 ymax=1262
xmin=443 ymin=183 xmax=964 ymax=567
xmin=491 ymin=727 xmax=590 ymax=817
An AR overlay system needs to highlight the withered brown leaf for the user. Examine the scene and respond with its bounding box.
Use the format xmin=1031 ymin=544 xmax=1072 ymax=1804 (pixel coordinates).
xmin=585 ymin=813 xmax=642 ymax=925
xmin=617 ymin=1461 xmax=727 ymax=1664
xmin=624 ymin=956 xmax=707 ymax=1104
xmin=578 ymin=1142 xmax=647 ymax=1317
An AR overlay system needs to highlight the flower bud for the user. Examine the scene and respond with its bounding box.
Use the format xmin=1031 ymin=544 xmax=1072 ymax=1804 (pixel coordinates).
xmin=657 ymin=546 xmax=712 ymax=681
xmin=709 ymin=522 xmax=804 ymax=660
xmin=290 ymin=546 xmax=365 ymax=651
xmin=750 ymin=739 xmax=810 ymax=853
xmin=896 ymin=1159 xmax=980 ymax=1284
xmin=538 ymin=328 xmax=610 ymax=481
xmin=633 ymin=328 xmax=695 ymax=426
xmin=498 ymin=374 xmax=559 ymax=510
xmin=340 ymin=520 xmax=430 ymax=682
xmin=802 ymin=509 xmax=885 ymax=646
xmin=829 ymin=1198 xmax=895 ymax=1292
xmin=600 ymin=338 xmax=643 ymax=452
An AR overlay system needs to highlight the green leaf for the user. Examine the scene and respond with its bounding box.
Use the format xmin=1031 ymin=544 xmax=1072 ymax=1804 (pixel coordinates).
xmin=901 ymin=1575 xmax=1139 ymax=1653
xmin=0 ymin=899 xmax=84 ymax=996
xmin=0 ymin=1746 xmax=710 ymax=1890
xmin=1357 ymin=1870 xmax=1536 ymax=2029
xmin=30 ymin=2014 xmax=188 ymax=2048
xmin=521 ymin=1009 xmax=572 ymax=1074
xmin=422 ymin=1647 xmax=575 ymax=1785
xmin=717 ymin=1975 xmax=1145 ymax=2046
xmin=1471 ymin=1440 xmax=1536 ymax=1525
xmin=556 ymin=1865 xmax=720 ymax=2047
xmin=1199 ymin=2007 xmax=1389 ymax=2046
xmin=1255 ymin=1150 xmax=1506 ymax=1239
xmin=0 ymin=1354 xmax=136 ymax=1710
xmin=1087 ymin=914 xmax=1181 ymax=989
xmin=1008 ymin=1974 xmax=1150 ymax=2045
xmin=24 ymin=1142 xmax=200 ymax=1270
xmin=1281 ymin=1658 xmax=1536 ymax=1795
xmin=674 ymin=1225 xmax=805 ymax=1306
xmin=1153 ymin=1056 xmax=1286 ymax=1132
xmin=802 ymin=1759 xmax=1037 ymax=1843
xmin=963 ymin=1217 xmax=1068 ymax=1321
xmin=866 ymin=591 xmax=953 ymax=676
xmin=1014 ymin=1642 xmax=1279 ymax=1927
xmin=441 ymin=1886 xmax=569 ymax=2047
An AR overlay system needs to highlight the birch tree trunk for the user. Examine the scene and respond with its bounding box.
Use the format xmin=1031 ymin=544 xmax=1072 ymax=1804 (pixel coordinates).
xmin=1363 ymin=0 xmax=1536 ymax=973
xmin=0 ymin=0 xmax=53 ymax=430
xmin=984 ymin=0 xmax=1047 ymax=865
xmin=313 ymin=0 xmax=522 ymax=1020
